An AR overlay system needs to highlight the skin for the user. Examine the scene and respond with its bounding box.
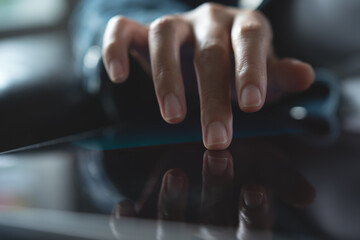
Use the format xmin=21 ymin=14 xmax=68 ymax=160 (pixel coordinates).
xmin=102 ymin=3 xmax=315 ymax=150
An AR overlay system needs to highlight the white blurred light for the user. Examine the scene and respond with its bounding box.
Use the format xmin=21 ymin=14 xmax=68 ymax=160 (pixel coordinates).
xmin=290 ymin=106 xmax=308 ymax=120
xmin=0 ymin=0 xmax=66 ymax=31
xmin=0 ymin=72 xmax=10 ymax=91
xmin=0 ymin=156 xmax=17 ymax=168
xmin=238 ymin=0 xmax=264 ymax=9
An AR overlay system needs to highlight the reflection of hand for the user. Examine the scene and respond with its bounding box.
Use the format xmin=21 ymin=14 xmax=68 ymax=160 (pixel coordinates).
xmin=102 ymin=3 xmax=315 ymax=150
xmin=110 ymin=150 xmax=315 ymax=239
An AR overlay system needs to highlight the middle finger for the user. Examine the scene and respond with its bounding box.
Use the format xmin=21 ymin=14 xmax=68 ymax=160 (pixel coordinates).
xmin=192 ymin=11 xmax=233 ymax=150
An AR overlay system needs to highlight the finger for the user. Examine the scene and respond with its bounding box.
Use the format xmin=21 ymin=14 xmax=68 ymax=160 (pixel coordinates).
xmin=110 ymin=200 xmax=158 ymax=240
xmin=267 ymin=58 xmax=315 ymax=92
xmin=158 ymin=169 xmax=188 ymax=221
xmin=276 ymin=170 xmax=316 ymax=207
xmin=103 ymin=16 xmax=148 ymax=83
xmin=193 ymin=14 xmax=233 ymax=150
xmin=112 ymin=200 xmax=136 ymax=219
xmin=149 ymin=16 xmax=192 ymax=124
xmin=258 ymin=159 xmax=316 ymax=207
xmin=231 ymin=142 xmax=316 ymax=207
xmin=231 ymin=11 xmax=272 ymax=112
xmin=200 ymin=150 xmax=234 ymax=226
xmin=237 ymin=185 xmax=272 ymax=240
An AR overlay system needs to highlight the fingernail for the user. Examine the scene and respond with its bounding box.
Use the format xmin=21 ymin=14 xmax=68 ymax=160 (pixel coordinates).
xmin=207 ymin=155 xmax=228 ymax=176
xmin=243 ymin=191 xmax=264 ymax=208
xmin=167 ymin=172 xmax=184 ymax=198
xmin=241 ymin=85 xmax=262 ymax=108
xmin=109 ymin=60 xmax=125 ymax=82
xmin=206 ymin=122 xmax=228 ymax=147
xmin=164 ymin=93 xmax=183 ymax=121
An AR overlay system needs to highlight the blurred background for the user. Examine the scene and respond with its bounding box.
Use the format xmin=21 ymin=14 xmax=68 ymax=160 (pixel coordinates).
xmin=0 ymin=0 xmax=75 ymax=86
xmin=0 ymin=0 xmax=91 ymax=217
xmin=0 ymin=0 xmax=112 ymax=153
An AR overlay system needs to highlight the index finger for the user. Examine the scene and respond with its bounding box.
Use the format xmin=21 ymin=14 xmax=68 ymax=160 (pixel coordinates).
xmin=103 ymin=16 xmax=148 ymax=83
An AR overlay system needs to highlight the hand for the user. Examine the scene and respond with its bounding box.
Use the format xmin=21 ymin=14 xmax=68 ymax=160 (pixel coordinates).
xmin=102 ymin=3 xmax=315 ymax=150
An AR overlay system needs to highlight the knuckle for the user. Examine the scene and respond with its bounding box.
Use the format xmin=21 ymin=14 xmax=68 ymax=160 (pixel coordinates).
xmin=200 ymin=96 xmax=230 ymax=117
xmin=251 ymin=10 xmax=268 ymax=22
xmin=237 ymin=11 xmax=269 ymax=37
xmin=195 ymin=40 xmax=228 ymax=64
xmin=108 ymin=15 xmax=130 ymax=28
xmin=103 ymin=16 xmax=132 ymax=48
xmin=150 ymin=16 xmax=179 ymax=34
xmin=199 ymin=2 xmax=224 ymax=16
xmin=202 ymin=96 xmax=223 ymax=108
xmin=239 ymin=21 xmax=264 ymax=37
xmin=153 ymin=67 xmax=172 ymax=85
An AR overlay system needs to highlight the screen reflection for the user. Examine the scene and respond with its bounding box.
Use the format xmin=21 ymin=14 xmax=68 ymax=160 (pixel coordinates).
xmin=103 ymin=142 xmax=315 ymax=240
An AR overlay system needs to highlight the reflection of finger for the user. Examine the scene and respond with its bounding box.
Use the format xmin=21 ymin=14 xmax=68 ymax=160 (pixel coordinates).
xmin=231 ymin=11 xmax=272 ymax=112
xmin=267 ymin=58 xmax=315 ymax=92
xmin=103 ymin=16 xmax=148 ymax=82
xmin=110 ymin=201 xmax=157 ymax=240
xmin=112 ymin=200 xmax=136 ymax=219
xmin=231 ymin=143 xmax=316 ymax=208
xmin=200 ymin=150 xmax=234 ymax=226
xmin=158 ymin=169 xmax=188 ymax=221
xmin=259 ymin=160 xmax=316 ymax=207
xmin=149 ymin=16 xmax=192 ymax=124
xmin=237 ymin=185 xmax=272 ymax=240
xmin=192 ymin=11 xmax=233 ymax=150
xmin=277 ymin=171 xmax=316 ymax=207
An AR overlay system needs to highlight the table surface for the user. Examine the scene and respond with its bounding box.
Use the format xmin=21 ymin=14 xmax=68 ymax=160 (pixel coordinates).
xmin=0 ymin=77 xmax=359 ymax=240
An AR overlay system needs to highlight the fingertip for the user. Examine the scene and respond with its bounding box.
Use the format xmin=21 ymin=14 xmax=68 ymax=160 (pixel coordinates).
xmin=288 ymin=59 xmax=315 ymax=91
xmin=165 ymin=168 xmax=188 ymax=198
xmin=108 ymin=59 xmax=128 ymax=83
xmin=239 ymin=104 xmax=263 ymax=113
xmin=162 ymin=93 xmax=186 ymax=124
xmin=204 ymin=121 xmax=232 ymax=150
xmin=299 ymin=62 xmax=316 ymax=90
xmin=238 ymin=84 xmax=264 ymax=112
xmin=204 ymin=150 xmax=232 ymax=177
xmin=102 ymin=42 xmax=129 ymax=83
xmin=164 ymin=117 xmax=184 ymax=125
xmin=205 ymin=143 xmax=230 ymax=150
xmin=204 ymin=149 xmax=233 ymax=161
xmin=161 ymin=168 xmax=188 ymax=201
xmin=238 ymin=185 xmax=272 ymax=234
xmin=112 ymin=200 xmax=136 ymax=219
xmin=273 ymin=58 xmax=315 ymax=92
xmin=241 ymin=185 xmax=267 ymax=208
